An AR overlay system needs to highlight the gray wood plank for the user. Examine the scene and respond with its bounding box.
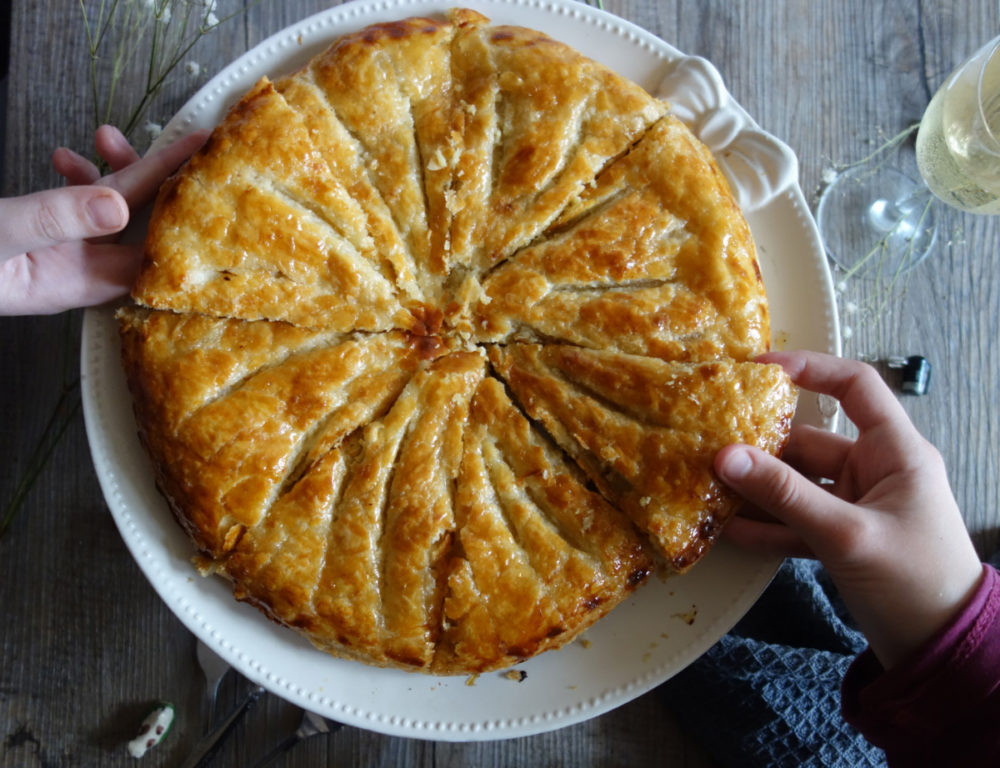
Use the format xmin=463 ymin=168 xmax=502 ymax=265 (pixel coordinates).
xmin=2 ymin=1 xmax=998 ymax=766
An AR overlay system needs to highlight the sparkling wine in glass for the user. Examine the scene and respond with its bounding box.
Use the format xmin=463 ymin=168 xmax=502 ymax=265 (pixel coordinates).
xmin=816 ymin=35 xmax=1000 ymax=276
xmin=915 ymin=38 xmax=1000 ymax=214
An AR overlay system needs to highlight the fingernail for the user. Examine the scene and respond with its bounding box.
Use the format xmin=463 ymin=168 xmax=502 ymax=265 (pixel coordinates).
xmin=719 ymin=447 xmax=753 ymax=481
xmin=87 ymin=193 xmax=126 ymax=231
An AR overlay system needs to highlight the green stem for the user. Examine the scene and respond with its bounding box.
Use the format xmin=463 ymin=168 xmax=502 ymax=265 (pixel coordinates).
xmin=836 ymin=123 xmax=919 ymax=174
xmin=1 ymin=381 xmax=82 ymax=540
xmin=82 ymin=0 xmax=102 ymax=136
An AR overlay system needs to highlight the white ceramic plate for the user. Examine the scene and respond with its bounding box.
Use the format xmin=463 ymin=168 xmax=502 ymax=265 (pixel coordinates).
xmin=81 ymin=0 xmax=840 ymax=742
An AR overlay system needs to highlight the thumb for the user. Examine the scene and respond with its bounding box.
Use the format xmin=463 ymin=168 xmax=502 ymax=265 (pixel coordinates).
xmin=0 ymin=186 xmax=129 ymax=257
xmin=715 ymin=444 xmax=851 ymax=550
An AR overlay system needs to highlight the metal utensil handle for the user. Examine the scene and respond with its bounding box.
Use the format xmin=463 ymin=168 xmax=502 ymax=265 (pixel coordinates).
xmin=178 ymin=684 xmax=265 ymax=768
xmin=249 ymin=712 xmax=344 ymax=768
xmin=248 ymin=732 xmax=300 ymax=768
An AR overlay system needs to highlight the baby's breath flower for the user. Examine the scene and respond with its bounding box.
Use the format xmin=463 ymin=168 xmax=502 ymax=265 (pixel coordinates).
xmin=81 ymin=0 xmax=250 ymax=149
xmin=141 ymin=0 xmax=172 ymax=24
xmin=144 ymin=121 xmax=163 ymax=139
xmin=158 ymin=3 xmax=172 ymax=24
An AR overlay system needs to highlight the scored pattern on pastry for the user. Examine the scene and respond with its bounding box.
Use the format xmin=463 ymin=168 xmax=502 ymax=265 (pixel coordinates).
xmin=487 ymin=344 xmax=795 ymax=571
xmin=119 ymin=9 xmax=797 ymax=675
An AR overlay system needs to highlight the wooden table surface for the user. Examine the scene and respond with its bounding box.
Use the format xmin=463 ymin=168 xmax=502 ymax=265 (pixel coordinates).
xmin=3 ymin=1 xmax=999 ymax=766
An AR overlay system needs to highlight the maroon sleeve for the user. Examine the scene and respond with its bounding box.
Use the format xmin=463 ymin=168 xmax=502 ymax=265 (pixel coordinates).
xmin=841 ymin=564 xmax=1000 ymax=767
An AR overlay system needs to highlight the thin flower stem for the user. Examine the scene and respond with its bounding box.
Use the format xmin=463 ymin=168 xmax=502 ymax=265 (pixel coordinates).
xmin=836 ymin=123 xmax=919 ymax=174
xmin=114 ymin=1 xmax=262 ymax=141
xmin=82 ymin=0 xmax=102 ymax=133
xmin=1 ymin=312 xmax=84 ymax=540
xmin=1 ymin=381 xmax=82 ymax=539
xmin=94 ymin=0 xmax=122 ymax=49
xmin=871 ymin=196 xmax=933 ymax=312
xmin=840 ymin=192 xmax=935 ymax=283
xmin=841 ymin=240 xmax=886 ymax=282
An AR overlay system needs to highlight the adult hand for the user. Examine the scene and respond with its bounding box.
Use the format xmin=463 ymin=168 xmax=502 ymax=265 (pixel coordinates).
xmin=717 ymin=350 xmax=983 ymax=669
xmin=0 ymin=125 xmax=206 ymax=315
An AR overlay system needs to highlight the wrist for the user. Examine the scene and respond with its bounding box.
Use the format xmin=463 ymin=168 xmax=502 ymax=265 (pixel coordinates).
xmin=859 ymin=559 xmax=985 ymax=669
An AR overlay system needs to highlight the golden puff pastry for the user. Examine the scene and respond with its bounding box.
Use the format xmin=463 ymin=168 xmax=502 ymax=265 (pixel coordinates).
xmin=120 ymin=9 xmax=796 ymax=675
xmin=487 ymin=343 xmax=796 ymax=572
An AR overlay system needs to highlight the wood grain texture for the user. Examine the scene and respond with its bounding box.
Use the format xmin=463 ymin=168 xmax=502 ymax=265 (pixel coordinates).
xmin=2 ymin=1 xmax=998 ymax=766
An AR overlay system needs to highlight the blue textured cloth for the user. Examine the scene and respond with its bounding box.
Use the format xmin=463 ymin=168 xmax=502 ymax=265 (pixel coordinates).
xmin=660 ymin=559 xmax=887 ymax=767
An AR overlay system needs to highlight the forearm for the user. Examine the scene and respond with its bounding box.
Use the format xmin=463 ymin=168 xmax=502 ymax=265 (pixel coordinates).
xmin=841 ymin=563 xmax=1000 ymax=766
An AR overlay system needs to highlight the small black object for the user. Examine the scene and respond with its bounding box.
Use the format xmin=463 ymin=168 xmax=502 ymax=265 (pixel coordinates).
xmin=886 ymin=355 xmax=932 ymax=395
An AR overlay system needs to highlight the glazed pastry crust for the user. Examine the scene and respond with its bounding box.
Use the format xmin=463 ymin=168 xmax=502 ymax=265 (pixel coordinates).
xmin=488 ymin=344 xmax=796 ymax=572
xmin=473 ymin=116 xmax=769 ymax=361
xmin=121 ymin=10 xmax=796 ymax=675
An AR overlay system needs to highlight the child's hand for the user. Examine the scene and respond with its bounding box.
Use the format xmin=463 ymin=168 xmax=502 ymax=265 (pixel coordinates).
xmin=0 ymin=126 xmax=206 ymax=315
xmin=717 ymin=350 xmax=983 ymax=668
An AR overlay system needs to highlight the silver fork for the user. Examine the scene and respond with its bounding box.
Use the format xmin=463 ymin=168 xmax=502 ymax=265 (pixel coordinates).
xmin=179 ymin=681 xmax=265 ymax=768
xmin=195 ymin=640 xmax=232 ymax=730
xmin=248 ymin=710 xmax=342 ymax=768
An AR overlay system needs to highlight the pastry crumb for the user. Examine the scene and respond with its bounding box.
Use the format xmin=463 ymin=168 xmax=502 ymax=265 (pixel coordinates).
xmin=503 ymin=669 xmax=528 ymax=683
xmin=427 ymin=147 xmax=448 ymax=171
xmin=465 ymin=674 xmax=479 ymax=687
xmin=672 ymin=605 xmax=698 ymax=625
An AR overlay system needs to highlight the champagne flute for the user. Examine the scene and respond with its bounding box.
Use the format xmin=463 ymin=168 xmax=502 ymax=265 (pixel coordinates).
xmin=816 ymin=34 xmax=1000 ymax=277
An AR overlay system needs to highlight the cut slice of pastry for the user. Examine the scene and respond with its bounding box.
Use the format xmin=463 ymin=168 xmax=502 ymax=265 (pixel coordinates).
xmin=488 ymin=343 xmax=796 ymax=572
xmin=436 ymin=375 xmax=653 ymax=673
xmin=445 ymin=13 xmax=668 ymax=283
xmin=372 ymin=351 xmax=483 ymax=669
xmin=224 ymin=350 xmax=485 ymax=670
xmin=119 ymin=307 xmax=428 ymax=557
xmin=307 ymin=15 xmax=458 ymax=307
xmin=117 ymin=307 xmax=351 ymax=433
xmin=275 ymin=71 xmax=422 ymax=304
xmin=473 ymin=116 xmax=769 ymax=361
xmin=135 ymin=79 xmax=410 ymax=331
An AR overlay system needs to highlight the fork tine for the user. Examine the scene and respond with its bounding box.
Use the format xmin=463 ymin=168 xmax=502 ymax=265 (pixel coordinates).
xmin=300 ymin=711 xmax=331 ymax=737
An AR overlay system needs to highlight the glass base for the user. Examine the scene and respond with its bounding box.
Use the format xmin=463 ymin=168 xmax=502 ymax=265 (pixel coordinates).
xmin=816 ymin=165 xmax=937 ymax=277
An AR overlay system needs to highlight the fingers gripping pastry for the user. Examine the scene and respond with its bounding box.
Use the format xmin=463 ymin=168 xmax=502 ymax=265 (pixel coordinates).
xmin=119 ymin=9 xmax=796 ymax=674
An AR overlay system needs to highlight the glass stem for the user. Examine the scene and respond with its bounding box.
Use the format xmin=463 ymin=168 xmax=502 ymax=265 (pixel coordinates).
xmin=868 ymin=184 xmax=934 ymax=234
